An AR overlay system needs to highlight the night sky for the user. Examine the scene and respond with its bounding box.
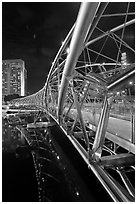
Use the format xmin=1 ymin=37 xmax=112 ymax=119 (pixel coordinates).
xmin=2 ymin=2 xmax=135 ymax=95
xmin=2 ymin=2 xmax=80 ymax=94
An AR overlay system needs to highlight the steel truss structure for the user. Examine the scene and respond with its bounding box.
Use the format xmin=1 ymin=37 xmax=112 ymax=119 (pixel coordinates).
xmin=9 ymin=2 xmax=135 ymax=201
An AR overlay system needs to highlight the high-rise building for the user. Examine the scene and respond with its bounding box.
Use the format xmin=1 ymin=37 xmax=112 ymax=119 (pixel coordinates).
xmin=2 ymin=59 xmax=27 ymax=102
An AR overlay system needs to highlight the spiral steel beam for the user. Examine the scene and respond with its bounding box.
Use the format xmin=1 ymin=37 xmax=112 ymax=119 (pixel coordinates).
xmin=8 ymin=2 xmax=135 ymax=201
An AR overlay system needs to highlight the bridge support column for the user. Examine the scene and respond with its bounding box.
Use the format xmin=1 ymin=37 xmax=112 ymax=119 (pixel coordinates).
xmin=91 ymin=96 xmax=113 ymax=161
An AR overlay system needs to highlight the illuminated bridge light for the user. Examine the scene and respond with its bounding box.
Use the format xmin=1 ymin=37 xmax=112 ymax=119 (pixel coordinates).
xmin=62 ymin=41 xmax=64 ymax=45
xmin=86 ymin=80 xmax=90 ymax=84
xmin=66 ymin=47 xmax=70 ymax=54
xmin=76 ymin=191 xmax=79 ymax=196
xmin=85 ymin=83 xmax=88 ymax=87
xmin=129 ymin=81 xmax=133 ymax=85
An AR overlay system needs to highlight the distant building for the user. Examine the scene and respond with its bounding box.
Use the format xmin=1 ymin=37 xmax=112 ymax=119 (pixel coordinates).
xmin=2 ymin=59 xmax=27 ymax=103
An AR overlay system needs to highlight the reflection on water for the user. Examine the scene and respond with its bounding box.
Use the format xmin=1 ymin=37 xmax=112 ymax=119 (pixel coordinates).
xmin=2 ymin=118 xmax=85 ymax=202
xmin=2 ymin=118 xmax=38 ymax=202
xmin=2 ymin=119 xmax=26 ymax=153
xmin=4 ymin=115 xmax=131 ymax=202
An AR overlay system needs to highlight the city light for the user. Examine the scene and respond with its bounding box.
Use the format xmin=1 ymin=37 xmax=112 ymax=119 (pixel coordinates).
xmin=44 ymin=129 xmax=47 ymax=133
xmin=6 ymin=106 xmax=9 ymax=110
xmin=76 ymin=191 xmax=79 ymax=196
xmin=85 ymin=83 xmax=88 ymax=87
xmin=15 ymin=103 xmax=19 ymax=107
xmin=123 ymin=62 xmax=127 ymax=65
xmin=129 ymin=81 xmax=133 ymax=85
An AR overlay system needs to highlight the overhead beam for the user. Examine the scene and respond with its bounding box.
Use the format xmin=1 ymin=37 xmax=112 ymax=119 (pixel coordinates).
xmin=58 ymin=2 xmax=100 ymax=122
xmin=86 ymin=19 xmax=135 ymax=47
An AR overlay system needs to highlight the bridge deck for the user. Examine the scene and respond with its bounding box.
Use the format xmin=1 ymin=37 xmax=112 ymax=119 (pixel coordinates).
xmin=67 ymin=109 xmax=135 ymax=154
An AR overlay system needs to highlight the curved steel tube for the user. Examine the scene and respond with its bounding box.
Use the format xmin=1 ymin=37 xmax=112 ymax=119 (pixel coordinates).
xmin=58 ymin=2 xmax=100 ymax=121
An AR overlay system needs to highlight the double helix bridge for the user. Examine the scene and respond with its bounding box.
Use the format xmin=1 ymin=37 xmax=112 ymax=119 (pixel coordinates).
xmin=7 ymin=2 xmax=135 ymax=202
